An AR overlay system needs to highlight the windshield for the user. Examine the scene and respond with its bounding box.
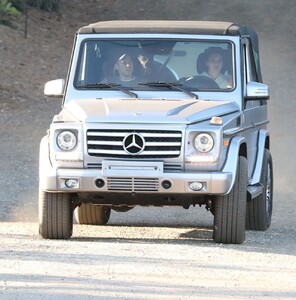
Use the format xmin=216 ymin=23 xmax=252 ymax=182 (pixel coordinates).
xmin=74 ymin=38 xmax=234 ymax=91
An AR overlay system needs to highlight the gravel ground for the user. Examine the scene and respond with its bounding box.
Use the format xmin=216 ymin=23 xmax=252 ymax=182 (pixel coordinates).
xmin=1 ymin=210 xmax=296 ymax=299
xmin=1 ymin=1 xmax=296 ymax=299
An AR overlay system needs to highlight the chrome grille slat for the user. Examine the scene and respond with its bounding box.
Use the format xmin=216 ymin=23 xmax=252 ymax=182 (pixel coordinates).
xmin=88 ymin=141 xmax=123 ymax=146
xmin=88 ymin=150 xmax=180 ymax=155
xmin=145 ymin=142 xmax=181 ymax=146
xmin=163 ymin=164 xmax=182 ymax=172
xmin=87 ymin=163 xmax=102 ymax=168
xmin=85 ymin=162 xmax=182 ymax=172
xmin=87 ymin=132 xmax=127 ymax=137
xmin=141 ymin=133 xmax=181 ymax=138
xmin=87 ymin=129 xmax=182 ymax=158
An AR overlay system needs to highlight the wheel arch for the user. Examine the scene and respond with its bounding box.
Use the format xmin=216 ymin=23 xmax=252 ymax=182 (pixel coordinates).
xmin=250 ymin=129 xmax=270 ymax=185
xmin=265 ymin=134 xmax=270 ymax=150
xmin=222 ymin=136 xmax=246 ymax=194
xmin=238 ymin=141 xmax=247 ymax=159
xmin=39 ymin=135 xmax=57 ymax=191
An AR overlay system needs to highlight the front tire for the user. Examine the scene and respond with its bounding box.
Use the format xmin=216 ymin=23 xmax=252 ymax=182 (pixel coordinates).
xmin=246 ymin=149 xmax=273 ymax=230
xmin=39 ymin=191 xmax=73 ymax=239
xmin=213 ymin=156 xmax=247 ymax=244
xmin=75 ymin=203 xmax=111 ymax=225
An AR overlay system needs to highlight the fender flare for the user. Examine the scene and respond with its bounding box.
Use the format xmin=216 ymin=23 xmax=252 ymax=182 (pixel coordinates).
xmin=222 ymin=136 xmax=246 ymax=194
xmin=39 ymin=135 xmax=56 ymax=190
xmin=250 ymin=129 xmax=270 ymax=185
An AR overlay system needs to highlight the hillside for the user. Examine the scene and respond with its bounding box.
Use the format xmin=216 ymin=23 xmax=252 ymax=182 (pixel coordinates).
xmin=0 ymin=2 xmax=91 ymax=110
xmin=0 ymin=1 xmax=184 ymax=110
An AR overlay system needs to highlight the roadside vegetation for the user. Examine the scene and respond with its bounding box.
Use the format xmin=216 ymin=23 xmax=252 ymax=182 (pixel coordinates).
xmin=0 ymin=0 xmax=21 ymax=28
xmin=0 ymin=0 xmax=60 ymax=28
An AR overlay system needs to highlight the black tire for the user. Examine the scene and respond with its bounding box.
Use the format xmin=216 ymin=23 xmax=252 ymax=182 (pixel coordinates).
xmin=213 ymin=156 xmax=247 ymax=244
xmin=246 ymin=149 xmax=273 ymax=231
xmin=75 ymin=203 xmax=111 ymax=225
xmin=39 ymin=191 xmax=73 ymax=239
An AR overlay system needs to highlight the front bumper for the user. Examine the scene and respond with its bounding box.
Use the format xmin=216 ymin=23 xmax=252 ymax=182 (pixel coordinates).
xmin=40 ymin=160 xmax=233 ymax=195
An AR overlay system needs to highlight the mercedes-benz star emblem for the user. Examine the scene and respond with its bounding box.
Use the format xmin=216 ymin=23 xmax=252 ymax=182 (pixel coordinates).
xmin=123 ymin=133 xmax=145 ymax=155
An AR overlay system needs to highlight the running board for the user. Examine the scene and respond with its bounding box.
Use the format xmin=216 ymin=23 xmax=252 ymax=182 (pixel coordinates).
xmin=247 ymin=184 xmax=263 ymax=201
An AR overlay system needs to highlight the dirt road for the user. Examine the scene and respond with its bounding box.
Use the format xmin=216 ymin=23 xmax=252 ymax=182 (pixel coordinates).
xmin=1 ymin=207 xmax=296 ymax=300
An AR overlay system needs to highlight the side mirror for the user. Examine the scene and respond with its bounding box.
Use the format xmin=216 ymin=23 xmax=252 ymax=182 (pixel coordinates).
xmin=44 ymin=79 xmax=65 ymax=98
xmin=246 ymin=81 xmax=269 ymax=100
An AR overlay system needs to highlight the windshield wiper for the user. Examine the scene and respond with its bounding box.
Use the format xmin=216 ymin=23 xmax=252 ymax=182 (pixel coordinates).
xmin=139 ymin=81 xmax=198 ymax=99
xmin=81 ymin=83 xmax=138 ymax=99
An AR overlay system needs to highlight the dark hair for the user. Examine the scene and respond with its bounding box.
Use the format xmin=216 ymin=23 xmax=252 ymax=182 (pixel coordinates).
xmin=203 ymin=47 xmax=225 ymax=60
xmin=196 ymin=47 xmax=227 ymax=74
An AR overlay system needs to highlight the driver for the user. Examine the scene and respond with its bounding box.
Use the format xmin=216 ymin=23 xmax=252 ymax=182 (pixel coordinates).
xmin=200 ymin=48 xmax=232 ymax=88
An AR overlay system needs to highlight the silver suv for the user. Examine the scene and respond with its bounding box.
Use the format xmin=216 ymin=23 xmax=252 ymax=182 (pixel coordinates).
xmin=39 ymin=21 xmax=273 ymax=244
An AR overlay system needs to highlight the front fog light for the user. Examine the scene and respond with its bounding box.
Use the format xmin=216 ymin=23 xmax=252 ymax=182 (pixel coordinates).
xmin=189 ymin=181 xmax=203 ymax=191
xmin=65 ymin=179 xmax=79 ymax=188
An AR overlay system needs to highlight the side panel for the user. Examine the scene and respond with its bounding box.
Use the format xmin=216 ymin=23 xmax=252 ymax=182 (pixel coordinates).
xmin=243 ymin=104 xmax=268 ymax=180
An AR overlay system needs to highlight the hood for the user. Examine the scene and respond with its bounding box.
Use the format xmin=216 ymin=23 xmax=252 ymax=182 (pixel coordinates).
xmin=61 ymin=98 xmax=239 ymax=124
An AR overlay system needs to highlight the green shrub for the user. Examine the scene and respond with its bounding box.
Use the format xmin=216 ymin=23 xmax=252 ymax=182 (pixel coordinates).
xmin=0 ymin=0 xmax=21 ymax=17
xmin=0 ymin=0 xmax=60 ymax=30
xmin=10 ymin=0 xmax=26 ymax=12
xmin=0 ymin=0 xmax=21 ymax=28
xmin=26 ymin=0 xmax=60 ymax=12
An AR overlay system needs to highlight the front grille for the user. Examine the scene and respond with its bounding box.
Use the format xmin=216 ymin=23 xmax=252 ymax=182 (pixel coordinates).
xmin=107 ymin=177 xmax=159 ymax=192
xmin=87 ymin=129 xmax=182 ymax=158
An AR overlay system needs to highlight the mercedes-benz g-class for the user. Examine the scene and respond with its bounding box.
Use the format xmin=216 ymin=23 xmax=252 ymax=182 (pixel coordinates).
xmin=39 ymin=21 xmax=273 ymax=244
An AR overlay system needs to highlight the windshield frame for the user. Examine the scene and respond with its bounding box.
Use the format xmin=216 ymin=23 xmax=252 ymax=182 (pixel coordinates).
xmin=73 ymin=34 xmax=236 ymax=93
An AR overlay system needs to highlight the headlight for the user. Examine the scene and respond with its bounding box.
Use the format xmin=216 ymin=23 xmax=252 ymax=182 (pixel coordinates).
xmin=194 ymin=133 xmax=214 ymax=153
xmin=57 ymin=131 xmax=77 ymax=151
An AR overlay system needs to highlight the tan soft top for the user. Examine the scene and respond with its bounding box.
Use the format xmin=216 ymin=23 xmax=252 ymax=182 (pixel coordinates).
xmin=78 ymin=20 xmax=248 ymax=36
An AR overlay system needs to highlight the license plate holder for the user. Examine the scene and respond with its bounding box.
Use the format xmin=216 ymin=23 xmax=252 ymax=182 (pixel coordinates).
xmin=102 ymin=160 xmax=163 ymax=177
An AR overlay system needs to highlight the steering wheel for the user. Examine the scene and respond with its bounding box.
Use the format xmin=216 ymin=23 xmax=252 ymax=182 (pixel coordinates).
xmin=180 ymin=75 xmax=219 ymax=89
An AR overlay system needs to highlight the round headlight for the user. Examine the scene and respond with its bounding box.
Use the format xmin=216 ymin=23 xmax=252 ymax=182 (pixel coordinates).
xmin=57 ymin=131 xmax=77 ymax=151
xmin=194 ymin=133 xmax=214 ymax=153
